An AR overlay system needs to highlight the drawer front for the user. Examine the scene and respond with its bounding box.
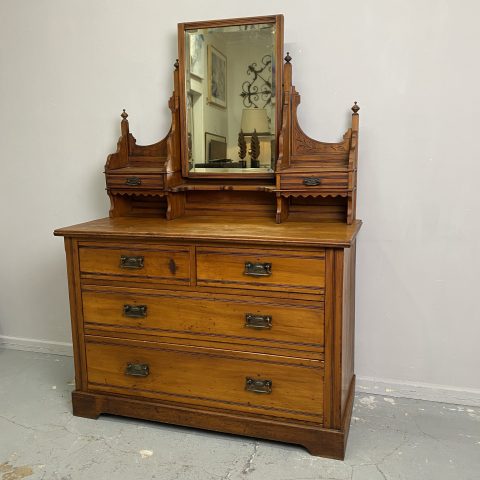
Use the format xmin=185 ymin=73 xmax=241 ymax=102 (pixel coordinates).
xmin=79 ymin=244 xmax=191 ymax=285
xmin=85 ymin=338 xmax=324 ymax=423
xmin=196 ymin=247 xmax=325 ymax=294
xmin=280 ymin=172 xmax=349 ymax=190
xmin=82 ymin=290 xmax=324 ymax=352
xmin=106 ymin=174 xmax=164 ymax=190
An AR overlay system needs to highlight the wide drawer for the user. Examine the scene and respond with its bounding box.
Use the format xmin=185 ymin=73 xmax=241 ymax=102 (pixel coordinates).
xmin=196 ymin=247 xmax=325 ymax=294
xmin=85 ymin=337 xmax=324 ymax=423
xmin=82 ymin=289 xmax=324 ymax=354
xmin=79 ymin=243 xmax=191 ymax=286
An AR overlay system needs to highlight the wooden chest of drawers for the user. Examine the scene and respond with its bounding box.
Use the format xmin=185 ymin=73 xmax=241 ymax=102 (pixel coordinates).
xmin=55 ymin=216 xmax=360 ymax=459
xmin=57 ymin=12 xmax=365 ymax=459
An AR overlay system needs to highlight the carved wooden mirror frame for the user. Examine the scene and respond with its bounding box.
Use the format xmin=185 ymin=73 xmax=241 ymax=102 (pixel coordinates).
xmin=177 ymin=15 xmax=284 ymax=179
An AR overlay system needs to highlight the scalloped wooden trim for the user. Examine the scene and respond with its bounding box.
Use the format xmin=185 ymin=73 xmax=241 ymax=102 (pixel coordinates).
xmin=279 ymin=192 xmax=349 ymax=199
xmin=109 ymin=190 xmax=167 ymax=198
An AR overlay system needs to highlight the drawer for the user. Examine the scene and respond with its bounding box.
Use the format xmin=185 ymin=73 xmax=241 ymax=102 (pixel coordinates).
xmin=196 ymin=247 xmax=325 ymax=294
xmin=106 ymin=173 xmax=164 ymax=190
xmin=82 ymin=289 xmax=324 ymax=353
xmin=85 ymin=337 xmax=324 ymax=423
xmin=79 ymin=243 xmax=191 ymax=286
xmin=280 ymin=171 xmax=350 ymax=190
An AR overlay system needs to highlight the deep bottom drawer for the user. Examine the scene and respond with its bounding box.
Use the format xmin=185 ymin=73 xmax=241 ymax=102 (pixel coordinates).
xmin=85 ymin=337 xmax=324 ymax=423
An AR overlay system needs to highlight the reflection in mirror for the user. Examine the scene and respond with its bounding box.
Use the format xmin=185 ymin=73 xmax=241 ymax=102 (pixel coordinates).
xmin=185 ymin=23 xmax=276 ymax=174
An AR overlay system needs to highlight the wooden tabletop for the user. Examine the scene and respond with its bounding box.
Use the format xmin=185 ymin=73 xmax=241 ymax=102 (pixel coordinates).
xmin=54 ymin=216 xmax=362 ymax=248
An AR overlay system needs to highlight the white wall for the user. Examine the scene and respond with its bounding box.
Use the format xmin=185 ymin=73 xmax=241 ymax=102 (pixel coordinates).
xmin=225 ymin=30 xmax=274 ymax=157
xmin=1 ymin=1 xmax=479 ymax=398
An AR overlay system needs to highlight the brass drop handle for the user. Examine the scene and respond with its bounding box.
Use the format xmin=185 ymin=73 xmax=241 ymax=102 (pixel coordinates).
xmin=245 ymin=314 xmax=272 ymax=329
xmin=120 ymin=255 xmax=144 ymax=269
xmin=245 ymin=377 xmax=272 ymax=394
xmin=303 ymin=177 xmax=321 ymax=186
xmin=125 ymin=363 xmax=149 ymax=377
xmin=123 ymin=305 xmax=147 ymax=318
xmin=125 ymin=176 xmax=142 ymax=186
xmin=244 ymin=262 xmax=272 ymax=277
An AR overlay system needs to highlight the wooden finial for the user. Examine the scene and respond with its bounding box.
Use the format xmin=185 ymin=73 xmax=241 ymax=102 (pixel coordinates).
xmin=351 ymin=101 xmax=360 ymax=114
xmin=174 ymin=59 xmax=179 ymax=69
xmin=284 ymin=52 xmax=292 ymax=64
xmin=121 ymin=109 xmax=128 ymax=120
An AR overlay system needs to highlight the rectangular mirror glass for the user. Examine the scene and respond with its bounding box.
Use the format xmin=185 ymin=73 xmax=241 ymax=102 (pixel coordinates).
xmin=181 ymin=20 xmax=279 ymax=175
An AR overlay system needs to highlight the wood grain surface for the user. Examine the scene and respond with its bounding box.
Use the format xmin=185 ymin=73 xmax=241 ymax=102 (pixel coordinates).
xmin=78 ymin=243 xmax=192 ymax=285
xmin=85 ymin=336 xmax=324 ymax=423
xmin=82 ymin=288 xmax=324 ymax=353
xmin=55 ymin=216 xmax=361 ymax=247
xmin=197 ymin=246 xmax=325 ymax=294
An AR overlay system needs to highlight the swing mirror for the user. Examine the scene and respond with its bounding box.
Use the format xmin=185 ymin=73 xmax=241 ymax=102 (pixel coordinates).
xmin=178 ymin=15 xmax=283 ymax=177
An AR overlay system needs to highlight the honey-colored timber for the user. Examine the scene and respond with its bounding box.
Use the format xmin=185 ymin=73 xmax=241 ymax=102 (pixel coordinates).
xmin=82 ymin=288 xmax=325 ymax=354
xmin=56 ymin=216 xmax=359 ymax=458
xmin=196 ymin=246 xmax=325 ymax=294
xmin=55 ymin=13 xmax=361 ymax=460
xmin=85 ymin=336 xmax=324 ymax=423
xmin=78 ymin=243 xmax=192 ymax=285
xmin=55 ymin=216 xmax=361 ymax=248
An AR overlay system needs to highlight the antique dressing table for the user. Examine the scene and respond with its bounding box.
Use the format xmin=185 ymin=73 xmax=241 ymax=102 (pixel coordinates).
xmin=55 ymin=14 xmax=361 ymax=459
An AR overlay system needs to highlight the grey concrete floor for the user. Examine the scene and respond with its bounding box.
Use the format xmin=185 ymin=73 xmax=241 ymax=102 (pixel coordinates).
xmin=0 ymin=349 xmax=479 ymax=480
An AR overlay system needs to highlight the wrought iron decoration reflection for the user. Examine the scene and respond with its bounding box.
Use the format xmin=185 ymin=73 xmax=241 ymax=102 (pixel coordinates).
xmin=240 ymin=55 xmax=272 ymax=109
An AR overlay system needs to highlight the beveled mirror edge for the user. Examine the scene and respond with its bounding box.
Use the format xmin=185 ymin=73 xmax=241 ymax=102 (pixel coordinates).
xmin=177 ymin=14 xmax=284 ymax=179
